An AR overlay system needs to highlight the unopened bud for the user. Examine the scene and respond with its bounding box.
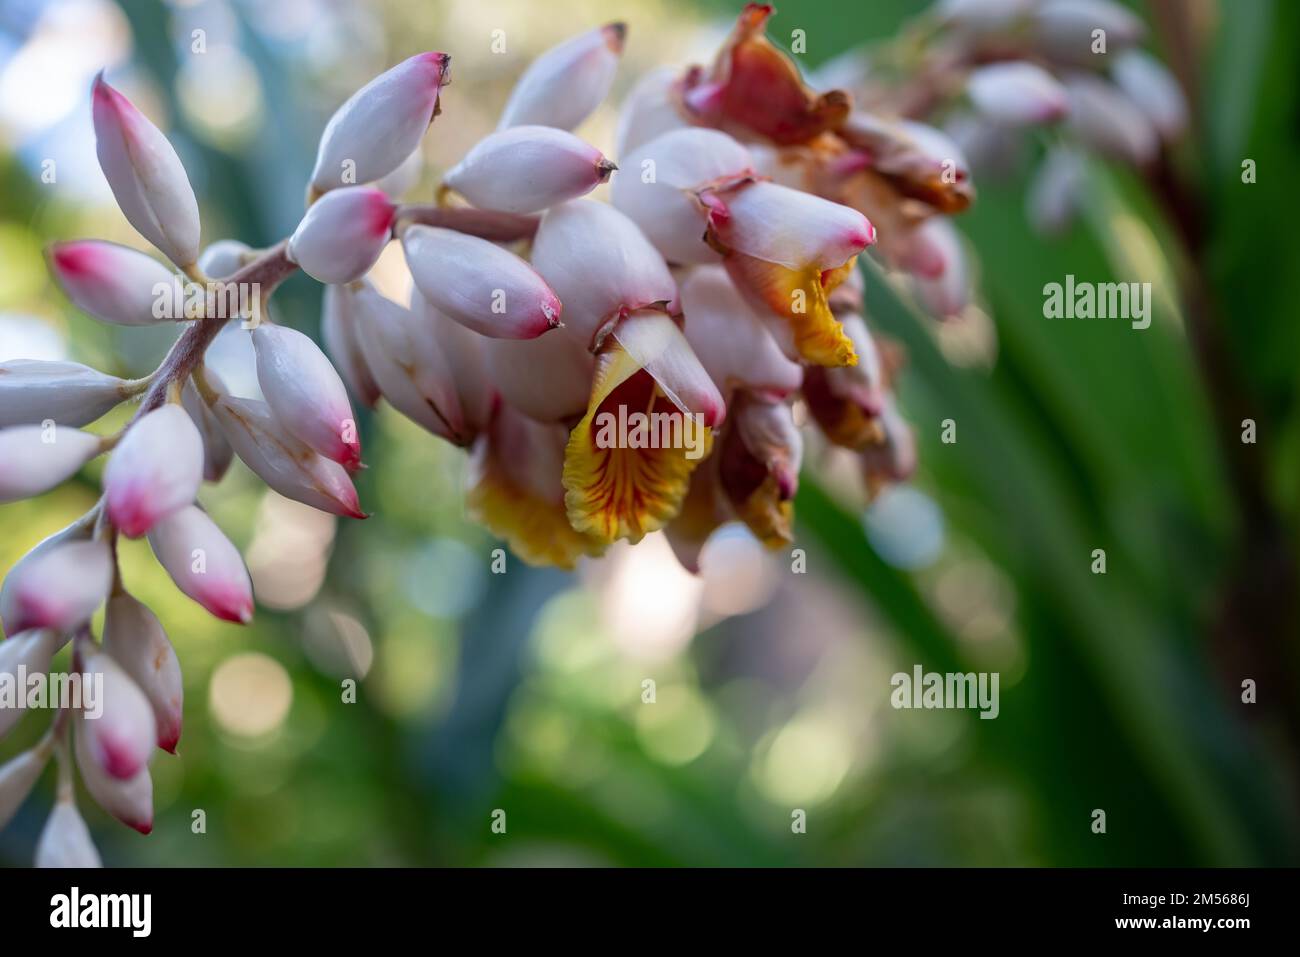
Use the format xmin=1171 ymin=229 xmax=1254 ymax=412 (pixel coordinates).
xmin=104 ymin=403 xmax=204 ymax=538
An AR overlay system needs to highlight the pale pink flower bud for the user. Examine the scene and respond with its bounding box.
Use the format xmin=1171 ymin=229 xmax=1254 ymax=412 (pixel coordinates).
xmin=413 ymin=291 xmax=496 ymax=438
xmin=36 ymin=798 xmax=102 ymax=868
xmin=104 ymin=403 xmax=204 ymax=538
xmin=445 ymin=126 xmax=616 ymax=215
xmin=73 ymin=711 xmax=153 ymax=834
xmin=1065 ymin=74 xmax=1158 ymax=166
xmin=615 ymin=66 xmax=688 ymax=156
xmin=499 ymin=23 xmax=625 ymax=131
xmin=208 ymin=392 xmax=365 ymax=518
xmin=1027 ymin=145 xmax=1086 ymax=236
xmin=937 ymin=0 xmax=1036 ymax=32
xmin=0 ymin=359 xmax=130 ymax=429
xmin=0 ymin=424 xmax=102 ymax=503
xmin=611 ymin=128 xmax=755 ymax=265
xmin=92 ymin=73 xmax=201 ymax=268
xmin=0 ymin=523 xmax=88 ymax=636
xmin=47 ymin=240 xmax=179 ymax=326
xmin=197 ymin=239 xmax=252 ymax=279
xmin=911 ymin=217 xmax=970 ymax=320
xmin=252 ymin=323 xmax=360 ymax=469
xmin=0 ymin=747 xmax=50 ymax=830
xmin=530 ymin=200 xmax=677 ymax=348
xmin=182 ymin=369 xmax=235 ymax=482
xmin=348 ymin=283 xmax=468 ymax=444
xmin=0 ymin=540 xmax=112 ymax=637
xmin=147 ymin=504 xmax=254 ymax=623
xmin=78 ymin=644 xmax=157 ymax=781
xmin=679 ymin=266 xmax=802 ymax=399
xmin=707 ymin=180 xmax=874 ymax=271
xmin=103 ymin=590 xmax=183 ymax=753
xmin=966 ymin=62 xmax=1068 ymax=125
xmin=288 ymin=186 xmax=396 ymax=284
xmin=1112 ymin=50 xmax=1187 ymax=142
xmin=484 ymin=323 xmax=594 ymax=424
xmin=1032 ymin=0 xmax=1144 ymax=64
xmin=321 ymin=285 xmax=382 ymax=408
xmin=402 ymin=224 xmax=562 ymax=339
xmin=309 ymin=52 xmax=451 ymax=197
xmin=0 ymin=629 xmax=61 ymax=739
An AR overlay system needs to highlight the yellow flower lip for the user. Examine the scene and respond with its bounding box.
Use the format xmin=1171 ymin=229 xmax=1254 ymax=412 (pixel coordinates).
xmin=563 ymin=341 xmax=714 ymax=545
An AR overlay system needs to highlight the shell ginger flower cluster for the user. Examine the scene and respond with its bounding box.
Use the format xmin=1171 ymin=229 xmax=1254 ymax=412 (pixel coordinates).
xmin=0 ymin=4 xmax=1002 ymax=864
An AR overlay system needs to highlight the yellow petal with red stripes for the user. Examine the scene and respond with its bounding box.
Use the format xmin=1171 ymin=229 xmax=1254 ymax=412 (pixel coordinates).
xmin=725 ymin=253 xmax=859 ymax=368
xmin=563 ymin=342 xmax=713 ymax=544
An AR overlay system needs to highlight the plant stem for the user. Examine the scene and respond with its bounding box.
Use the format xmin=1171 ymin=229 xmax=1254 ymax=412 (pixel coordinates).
xmin=395 ymin=204 xmax=539 ymax=242
xmin=130 ymin=242 xmax=298 ymax=422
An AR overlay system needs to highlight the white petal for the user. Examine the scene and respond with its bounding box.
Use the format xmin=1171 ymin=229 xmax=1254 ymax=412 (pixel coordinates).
xmin=288 ymin=186 xmax=396 ymax=284
xmin=0 ymin=540 xmax=112 ymax=638
xmin=444 ymin=126 xmax=615 ymax=214
xmin=253 ymin=323 xmax=359 ymax=468
xmin=530 ymin=200 xmax=677 ymax=348
xmin=966 ymin=62 xmax=1069 ymax=126
xmin=73 ymin=712 xmax=153 ymax=834
xmin=103 ymin=590 xmax=183 ymax=753
xmin=92 ymin=74 xmax=201 ymax=268
xmin=611 ymin=128 xmax=754 ymax=265
xmin=80 ymin=645 xmax=156 ymax=781
xmin=0 ymin=359 xmax=129 ymax=428
xmin=0 ymin=425 xmax=101 ymax=503
xmin=612 ymin=309 xmax=725 ymax=426
xmin=499 ymin=23 xmax=625 ymax=131
xmin=147 ymin=504 xmax=254 ymax=623
xmin=402 ymin=224 xmax=561 ymax=339
xmin=679 ymin=266 xmax=801 ymax=398
xmin=104 ymin=403 xmax=204 ymax=538
xmin=310 ymin=52 xmax=450 ymax=195
xmin=48 ymin=240 xmax=179 ymax=326
xmin=36 ymin=800 xmax=102 ymax=868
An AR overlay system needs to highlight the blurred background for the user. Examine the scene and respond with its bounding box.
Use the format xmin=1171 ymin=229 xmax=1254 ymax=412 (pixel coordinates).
xmin=1 ymin=0 xmax=1298 ymax=866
